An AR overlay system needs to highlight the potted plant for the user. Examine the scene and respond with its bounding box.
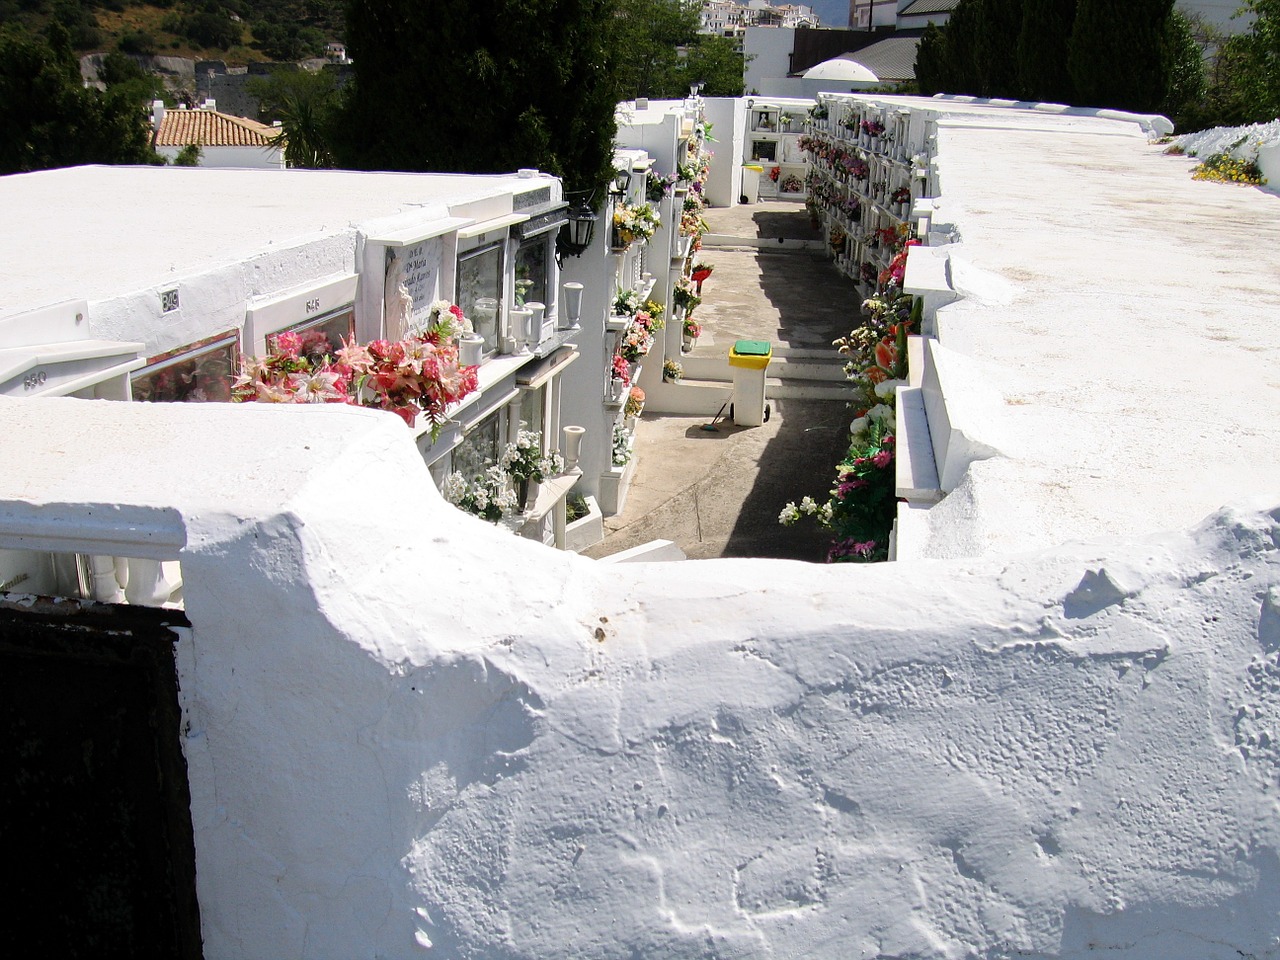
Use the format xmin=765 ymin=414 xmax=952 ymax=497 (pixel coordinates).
xmin=612 ymin=200 xmax=660 ymax=249
xmin=501 ymin=430 xmax=565 ymax=511
xmin=440 ymin=465 xmax=518 ymax=523
xmin=663 ymin=358 xmax=683 ymax=382
xmin=682 ymin=316 xmax=702 ymax=352
xmin=624 ymin=386 xmax=645 ymax=427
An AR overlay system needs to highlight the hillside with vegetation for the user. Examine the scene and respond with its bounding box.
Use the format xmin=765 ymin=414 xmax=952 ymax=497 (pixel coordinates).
xmin=0 ymin=0 xmax=345 ymax=63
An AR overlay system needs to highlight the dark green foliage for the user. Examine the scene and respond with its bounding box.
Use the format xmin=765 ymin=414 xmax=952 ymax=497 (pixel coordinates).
xmin=117 ymin=28 xmax=158 ymax=55
xmin=176 ymin=8 xmax=241 ymax=50
xmin=919 ymin=0 xmax=1214 ymax=125
xmin=1160 ymin=9 xmax=1206 ymax=126
xmin=1015 ymin=0 xmax=1075 ymax=103
xmin=939 ymin=0 xmax=982 ymax=96
xmin=248 ymin=66 xmax=338 ymax=167
xmin=1212 ymin=0 xmax=1280 ymax=125
xmin=173 ymin=142 xmax=201 ymax=164
xmin=914 ymin=22 xmax=947 ymax=96
xmin=0 ymin=23 xmax=158 ymax=173
xmin=682 ymin=34 xmax=745 ymax=97
xmin=612 ymin=0 xmax=698 ymax=99
xmin=976 ymin=0 xmax=1022 ymax=97
xmin=336 ymin=0 xmax=619 ymax=197
xmin=1068 ymin=0 xmax=1175 ymax=112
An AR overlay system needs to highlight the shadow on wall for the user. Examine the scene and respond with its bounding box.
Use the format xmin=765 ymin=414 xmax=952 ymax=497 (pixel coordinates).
xmin=1059 ymin=847 xmax=1280 ymax=955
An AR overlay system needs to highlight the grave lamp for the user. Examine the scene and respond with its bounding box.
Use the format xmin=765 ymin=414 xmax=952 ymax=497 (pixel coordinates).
xmin=556 ymin=203 xmax=597 ymax=262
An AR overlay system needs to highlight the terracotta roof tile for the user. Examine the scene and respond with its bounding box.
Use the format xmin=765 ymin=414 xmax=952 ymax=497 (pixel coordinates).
xmin=154 ymin=110 xmax=278 ymax=148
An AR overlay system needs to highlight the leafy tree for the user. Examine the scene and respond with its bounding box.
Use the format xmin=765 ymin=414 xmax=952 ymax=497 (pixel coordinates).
xmin=1015 ymin=0 xmax=1075 ymax=104
xmin=1216 ymin=0 xmax=1280 ymax=123
xmin=0 ymin=23 xmax=158 ymax=173
xmin=681 ymin=34 xmax=745 ymax=97
xmin=248 ymin=66 xmax=339 ymax=167
xmin=612 ymin=0 xmax=700 ymax=99
xmin=117 ymin=28 xmax=159 ymax=56
xmin=1068 ymin=0 xmax=1175 ymax=112
xmin=1160 ymin=9 xmax=1207 ymax=126
xmin=336 ymin=0 xmax=619 ymax=198
xmin=182 ymin=9 xmax=242 ymax=50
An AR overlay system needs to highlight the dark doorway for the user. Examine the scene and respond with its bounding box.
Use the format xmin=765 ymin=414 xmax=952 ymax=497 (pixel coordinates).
xmin=0 ymin=597 xmax=202 ymax=958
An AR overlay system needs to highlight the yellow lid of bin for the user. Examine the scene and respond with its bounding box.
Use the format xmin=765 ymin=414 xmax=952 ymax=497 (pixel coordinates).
xmin=743 ymin=164 xmax=764 ymax=172
xmin=729 ymin=339 xmax=773 ymax=369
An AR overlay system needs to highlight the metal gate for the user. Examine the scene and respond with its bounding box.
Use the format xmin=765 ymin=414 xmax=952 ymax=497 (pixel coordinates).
xmin=0 ymin=596 xmax=202 ymax=957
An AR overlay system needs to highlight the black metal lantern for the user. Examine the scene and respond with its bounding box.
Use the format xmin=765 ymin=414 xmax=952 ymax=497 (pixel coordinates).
xmin=556 ymin=203 xmax=597 ymax=262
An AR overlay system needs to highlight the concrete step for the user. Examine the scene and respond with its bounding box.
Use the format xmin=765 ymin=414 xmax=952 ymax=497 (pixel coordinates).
xmin=675 ymin=351 xmax=850 ymax=386
xmin=766 ymin=377 xmax=860 ymax=401
xmin=769 ymin=354 xmax=849 ymax=383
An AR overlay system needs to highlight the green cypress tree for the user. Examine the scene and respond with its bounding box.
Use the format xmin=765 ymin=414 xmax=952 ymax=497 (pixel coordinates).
xmin=1068 ymin=0 xmax=1176 ymax=113
xmin=1015 ymin=0 xmax=1076 ymax=104
xmin=976 ymin=0 xmax=1024 ymax=98
xmin=336 ymin=0 xmax=619 ymax=197
xmin=942 ymin=0 xmax=984 ymax=97
xmin=914 ymin=21 xmax=948 ymax=95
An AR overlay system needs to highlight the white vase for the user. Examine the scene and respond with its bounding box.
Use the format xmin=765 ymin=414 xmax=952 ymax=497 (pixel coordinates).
xmin=459 ymin=334 xmax=485 ymax=366
xmin=510 ymin=307 xmax=533 ymax=354
xmin=561 ymin=282 xmax=583 ymax=329
xmin=524 ymin=301 xmax=545 ymax=343
xmin=562 ymin=424 xmax=585 ymax=470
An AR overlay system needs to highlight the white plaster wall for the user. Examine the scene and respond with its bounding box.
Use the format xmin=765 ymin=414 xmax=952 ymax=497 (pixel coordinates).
xmin=555 ymin=222 xmax=614 ymax=499
xmin=88 ymin=232 xmax=358 ymax=359
xmin=3 ymin=396 xmax=1279 ymax=959
xmin=156 ymin=145 xmax=285 ymax=169
xmin=744 ymin=27 xmax=796 ymax=96
xmin=702 ymin=97 xmax=747 ymax=207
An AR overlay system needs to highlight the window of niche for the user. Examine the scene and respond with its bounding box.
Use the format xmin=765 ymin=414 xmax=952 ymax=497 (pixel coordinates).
xmin=268 ymin=306 xmax=355 ymax=362
xmin=457 ymin=242 xmax=504 ymax=356
xmin=514 ymin=234 xmax=550 ymax=310
xmin=131 ymin=331 xmax=239 ymax=403
xmin=452 ymin=407 xmax=504 ymax=481
xmin=518 ymin=383 xmax=547 ymax=441
xmin=751 ymin=139 xmax=778 ymax=163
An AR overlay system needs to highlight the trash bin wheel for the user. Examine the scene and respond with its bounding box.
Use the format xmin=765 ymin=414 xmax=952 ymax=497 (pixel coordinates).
xmin=728 ymin=402 xmax=734 ymax=421
xmin=764 ymin=403 xmax=771 ymax=423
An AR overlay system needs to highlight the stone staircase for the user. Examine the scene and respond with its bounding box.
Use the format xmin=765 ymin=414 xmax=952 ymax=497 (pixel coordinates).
xmin=653 ymin=344 xmax=857 ymax=416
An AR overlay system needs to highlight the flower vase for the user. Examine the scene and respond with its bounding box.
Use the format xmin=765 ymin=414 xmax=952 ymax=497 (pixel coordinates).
xmin=609 ymin=377 xmax=627 ymax=403
xmin=459 ymin=334 xmax=485 ymax=367
xmin=562 ymin=424 xmax=585 ymax=470
xmin=510 ymin=307 xmax=533 ymax=354
xmin=516 ymin=477 xmax=540 ymax=512
xmin=683 ymin=333 xmax=695 ymax=352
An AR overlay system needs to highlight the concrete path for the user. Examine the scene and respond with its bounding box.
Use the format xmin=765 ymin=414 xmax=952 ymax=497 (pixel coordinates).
xmin=583 ymin=201 xmax=865 ymax=563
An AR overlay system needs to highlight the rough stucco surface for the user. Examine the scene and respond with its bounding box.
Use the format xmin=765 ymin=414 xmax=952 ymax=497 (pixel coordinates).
xmin=4 ymin=398 xmax=1273 ymax=959
xmin=185 ymin=409 xmax=1280 ymax=959
xmin=897 ymin=104 xmax=1280 ymax=559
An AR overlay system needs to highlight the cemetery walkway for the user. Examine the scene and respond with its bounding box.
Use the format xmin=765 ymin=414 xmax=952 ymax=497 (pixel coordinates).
xmin=583 ymin=200 xmax=866 ymax=562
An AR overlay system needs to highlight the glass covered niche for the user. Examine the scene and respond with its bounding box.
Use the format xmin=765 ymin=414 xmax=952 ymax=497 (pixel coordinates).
xmin=457 ymin=243 xmax=504 ymax=355
xmin=131 ymin=332 xmax=238 ymax=403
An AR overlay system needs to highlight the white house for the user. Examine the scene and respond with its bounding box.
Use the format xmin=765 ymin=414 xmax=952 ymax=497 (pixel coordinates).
xmin=151 ymin=101 xmax=286 ymax=169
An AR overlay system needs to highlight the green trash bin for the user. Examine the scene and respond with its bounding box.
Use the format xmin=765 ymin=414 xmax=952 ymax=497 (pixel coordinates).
xmin=728 ymin=339 xmax=772 ymax=426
